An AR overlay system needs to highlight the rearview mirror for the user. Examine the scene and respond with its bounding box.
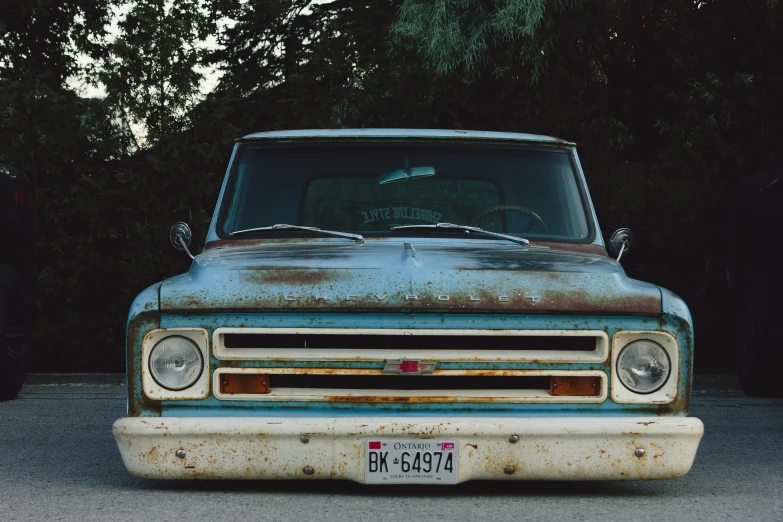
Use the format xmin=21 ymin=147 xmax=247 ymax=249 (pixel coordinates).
xmin=170 ymin=221 xmax=195 ymax=260
xmin=608 ymin=228 xmax=634 ymax=262
xmin=379 ymin=166 xmax=436 ymax=184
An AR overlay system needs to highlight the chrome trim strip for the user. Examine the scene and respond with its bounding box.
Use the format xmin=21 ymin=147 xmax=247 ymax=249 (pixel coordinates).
xmin=611 ymin=331 xmax=679 ymax=404
xmin=141 ymin=328 xmax=210 ymax=401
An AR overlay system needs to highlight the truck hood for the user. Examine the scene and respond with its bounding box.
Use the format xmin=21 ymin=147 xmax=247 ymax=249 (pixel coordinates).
xmin=160 ymin=241 xmax=661 ymax=315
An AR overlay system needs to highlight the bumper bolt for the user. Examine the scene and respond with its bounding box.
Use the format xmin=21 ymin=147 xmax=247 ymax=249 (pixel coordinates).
xmin=504 ymin=466 xmax=515 ymax=475
xmin=300 ymin=435 xmax=310 ymax=444
xmin=509 ymin=435 xmax=519 ymax=444
xmin=303 ymin=466 xmax=314 ymax=475
xmin=635 ymin=448 xmax=646 ymax=458
xmin=175 ymin=449 xmax=186 ymax=459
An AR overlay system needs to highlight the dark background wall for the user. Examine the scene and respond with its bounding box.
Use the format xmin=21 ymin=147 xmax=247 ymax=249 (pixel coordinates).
xmin=2 ymin=0 xmax=780 ymax=373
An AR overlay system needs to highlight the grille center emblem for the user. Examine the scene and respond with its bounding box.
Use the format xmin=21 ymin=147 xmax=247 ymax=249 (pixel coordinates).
xmin=383 ymin=359 xmax=437 ymax=375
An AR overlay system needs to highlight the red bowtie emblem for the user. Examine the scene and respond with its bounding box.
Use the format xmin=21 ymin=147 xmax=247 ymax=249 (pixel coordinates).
xmin=382 ymin=359 xmax=437 ymax=375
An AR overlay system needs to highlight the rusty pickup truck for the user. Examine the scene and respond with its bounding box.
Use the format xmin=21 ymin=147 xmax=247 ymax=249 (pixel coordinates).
xmin=113 ymin=129 xmax=703 ymax=483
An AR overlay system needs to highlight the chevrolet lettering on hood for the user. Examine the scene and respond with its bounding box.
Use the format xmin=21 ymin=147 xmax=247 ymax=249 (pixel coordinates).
xmin=114 ymin=129 xmax=703 ymax=484
xmin=282 ymin=293 xmax=541 ymax=303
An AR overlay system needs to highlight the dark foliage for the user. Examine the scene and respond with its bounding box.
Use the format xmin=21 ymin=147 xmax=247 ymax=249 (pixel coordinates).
xmin=1 ymin=0 xmax=781 ymax=371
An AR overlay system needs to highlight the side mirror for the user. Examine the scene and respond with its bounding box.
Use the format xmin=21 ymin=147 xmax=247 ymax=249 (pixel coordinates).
xmin=170 ymin=221 xmax=195 ymax=260
xmin=608 ymin=228 xmax=634 ymax=262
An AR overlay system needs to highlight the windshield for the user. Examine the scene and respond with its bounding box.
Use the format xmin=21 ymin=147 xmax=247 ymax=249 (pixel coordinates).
xmin=220 ymin=144 xmax=592 ymax=241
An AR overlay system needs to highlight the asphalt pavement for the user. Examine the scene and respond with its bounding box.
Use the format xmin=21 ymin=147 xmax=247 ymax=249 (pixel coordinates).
xmin=0 ymin=375 xmax=781 ymax=522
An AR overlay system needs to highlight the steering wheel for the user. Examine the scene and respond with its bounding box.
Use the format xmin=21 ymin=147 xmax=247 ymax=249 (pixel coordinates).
xmin=469 ymin=204 xmax=549 ymax=233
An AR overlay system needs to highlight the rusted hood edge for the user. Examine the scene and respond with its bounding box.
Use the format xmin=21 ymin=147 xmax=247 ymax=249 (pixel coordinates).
xmin=160 ymin=243 xmax=661 ymax=315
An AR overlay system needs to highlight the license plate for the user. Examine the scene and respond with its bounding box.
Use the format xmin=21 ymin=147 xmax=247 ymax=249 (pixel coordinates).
xmin=365 ymin=440 xmax=458 ymax=484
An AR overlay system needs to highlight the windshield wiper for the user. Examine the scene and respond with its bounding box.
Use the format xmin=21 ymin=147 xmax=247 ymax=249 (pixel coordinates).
xmin=391 ymin=222 xmax=529 ymax=246
xmin=231 ymin=224 xmax=364 ymax=243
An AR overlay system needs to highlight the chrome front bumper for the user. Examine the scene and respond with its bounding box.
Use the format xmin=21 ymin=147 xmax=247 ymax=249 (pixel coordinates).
xmin=113 ymin=416 xmax=703 ymax=482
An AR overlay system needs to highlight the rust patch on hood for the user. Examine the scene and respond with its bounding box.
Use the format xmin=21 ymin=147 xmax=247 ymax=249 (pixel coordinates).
xmin=532 ymin=242 xmax=608 ymax=256
xmin=252 ymin=269 xmax=336 ymax=286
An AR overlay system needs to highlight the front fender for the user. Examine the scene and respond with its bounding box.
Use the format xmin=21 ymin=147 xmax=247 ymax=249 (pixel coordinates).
xmin=659 ymin=286 xmax=694 ymax=414
xmin=126 ymin=283 xmax=161 ymax=416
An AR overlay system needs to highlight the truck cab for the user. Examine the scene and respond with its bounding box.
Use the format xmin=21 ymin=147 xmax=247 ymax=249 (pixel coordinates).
xmin=113 ymin=129 xmax=703 ymax=482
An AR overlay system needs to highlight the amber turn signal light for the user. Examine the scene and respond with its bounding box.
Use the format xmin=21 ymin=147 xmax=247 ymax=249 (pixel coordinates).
xmin=220 ymin=373 xmax=271 ymax=394
xmin=549 ymin=376 xmax=601 ymax=396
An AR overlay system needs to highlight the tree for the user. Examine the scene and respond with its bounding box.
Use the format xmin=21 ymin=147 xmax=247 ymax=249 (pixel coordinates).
xmin=393 ymin=0 xmax=551 ymax=80
xmin=0 ymin=0 xmax=781 ymax=373
xmin=99 ymin=0 xmax=216 ymax=146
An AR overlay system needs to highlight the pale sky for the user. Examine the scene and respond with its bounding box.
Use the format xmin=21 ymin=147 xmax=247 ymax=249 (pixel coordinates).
xmin=67 ymin=5 xmax=224 ymax=99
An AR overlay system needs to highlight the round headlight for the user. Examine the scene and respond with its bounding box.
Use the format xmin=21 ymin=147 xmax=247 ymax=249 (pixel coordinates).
xmin=616 ymin=340 xmax=671 ymax=394
xmin=149 ymin=336 xmax=203 ymax=391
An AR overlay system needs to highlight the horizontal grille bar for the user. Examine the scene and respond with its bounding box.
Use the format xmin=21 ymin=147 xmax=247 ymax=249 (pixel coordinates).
xmin=261 ymin=374 xmax=554 ymax=390
xmin=222 ymin=333 xmax=595 ymax=351
xmin=212 ymin=328 xmax=609 ymax=364
xmin=212 ymin=369 xmax=608 ymax=403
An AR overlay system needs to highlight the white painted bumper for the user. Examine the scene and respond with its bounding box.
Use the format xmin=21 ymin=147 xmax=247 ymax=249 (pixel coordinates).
xmin=113 ymin=416 xmax=703 ymax=482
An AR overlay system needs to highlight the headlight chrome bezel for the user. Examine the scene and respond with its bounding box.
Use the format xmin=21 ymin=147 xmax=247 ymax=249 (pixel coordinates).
xmin=611 ymin=331 xmax=679 ymax=404
xmin=141 ymin=328 xmax=210 ymax=400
